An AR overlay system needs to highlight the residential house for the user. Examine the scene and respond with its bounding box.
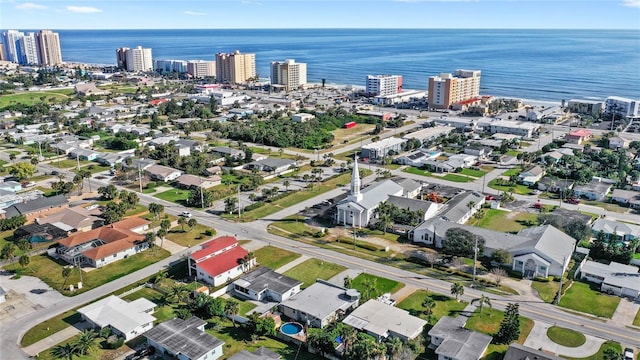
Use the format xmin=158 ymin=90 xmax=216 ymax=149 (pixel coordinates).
xmin=423 ymin=154 xmax=477 ymax=173
xmin=503 ymin=344 xmax=563 ymax=360
xmin=572 ymin=178 xmax=613 ymax=201
xmin=97 ymin=153 xmax=130 ymax=167
xmin=537 ymin=177 xmax=574 ymax=194
xmin=175 ymin=174 xmax=222 ymax=190
xmin=591 ymin=218 xmax=640 ymax=243
xmin=386 ymin=196 xmax=440 ymax=221
xmin=611 ymin=189 xmax=640 ymax=209
xmin=438 ymin=191 xmax=485 ymax=224
xmin=232 ymin=266 xmax=302 ymax=302
xmin=145 ymin=317 xmax=224 ymax=360
xmin=210 ymin=146 xmax=244 ymax=160
xmin=246 ymin=158 xmax=297 ymax=175
xmin=428 ymin=316 xmax=492 ymax=360
xmin=395 ymin=178 xmax=424 ymax=198
xmin=342 ymin=299 xmax=427 ymax=341
xmin=145 ymin=165 xmax=183 ymax=182
xmin=2 ymin=194 xmax=69 ymax=221
xmin=579 ymin=260 xmax=640 ymax=300
xmin=402 ymin=126 xmax=455 ymax=143
xmin=13 ymin=222 xmax=69 ymax=243
xmin=55 ymin=218 xmax=151 ymax=268
xmin=175 ymin=139 xmax=204 ymax=157
xmin=188 ymin=236 xmax=255 ymax=287
xmin=36 ymin=205 xmax=103 ymax=232
xmin=127 ymin=158 xmax=156 ymax=171
xmin=608 ymin=137 xmax=627 ymax=149
xmin=542 ymin=151 xmax=564 ymax=165
xmin=411 ymin=219 xmax=576 ymax=277
xmin=292 ymin=113 xmax=315 ymax=122
xmin=69 ymin=148 xmax=100 ymax=161
xmin=205 ymin=166 xmax=222 ymax=176
xmin=0 ymin=181 xmax=23 ymax=193
xmin=518 ymin=165 xmax=545 ymax=186
xmin=395 ymin=150 xmax=430 ymax=167
xmin=278 ymin=280 xmax=361 ymax=328
xmin=566 ymin=129 xmax=592 ymax=145
xmin=228 ymin=347 xmax=281 ymax=360
xmin=78 ymin=295 xmax=155 ymax=340
xmin=464 ymin=144 xmax=493 ymax=159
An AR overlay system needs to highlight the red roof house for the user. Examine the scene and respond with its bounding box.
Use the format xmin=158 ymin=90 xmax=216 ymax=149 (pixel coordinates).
xmin=188 ymin=236 xmax=255 ymax=287
xmin=566 ymin=129 xmax=592 ymax=145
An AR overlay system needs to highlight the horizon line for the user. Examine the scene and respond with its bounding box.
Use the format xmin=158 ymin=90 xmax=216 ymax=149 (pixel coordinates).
xmin=2 ymin=27 xmax=638 ymax=31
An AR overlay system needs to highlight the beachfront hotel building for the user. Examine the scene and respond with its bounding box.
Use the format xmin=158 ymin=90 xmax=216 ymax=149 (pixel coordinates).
xmin=2 ymin=30 xmax=22 ymax=63
xmin=215 ymin=50 xmax=256 ymax=85
xmin=116 ymin=47 xmax=129 ymax=69
xmin=605 ymin=96 xmax=639 ymax=118
xmin=270 ymin=59 xmax=307 ymax=91
xmin=428 ymin=69 xmax=481 ymax=109
xmin=35 ymin=30 xmax=63 ymax=66
xmin=187 ymin=60 xmax=216 ymax=78
xmin=366 ymin=74 xmax=403 ymax=97
xmin=123 ymin=46 xmax=153 ymax=72
xmin=16 ymin=33 xmax=39 ymax=66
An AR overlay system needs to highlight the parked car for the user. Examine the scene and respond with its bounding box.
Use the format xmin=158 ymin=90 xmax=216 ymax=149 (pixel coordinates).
xmin=623 ymin=348 xmax=634 ymax=360
xmin=180 ymin=211 xmax=193 ymax=218
xmin=485 ymin=195 xmax=495 ymax=201
xmin=566 ymin=198 xmax=580 ymax=204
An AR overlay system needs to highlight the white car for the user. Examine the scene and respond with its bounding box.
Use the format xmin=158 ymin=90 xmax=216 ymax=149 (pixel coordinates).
xmin=180 ymin=211 xmax=192 ymax=218
xmin=624 ymin=348 xmax=634 ymax=360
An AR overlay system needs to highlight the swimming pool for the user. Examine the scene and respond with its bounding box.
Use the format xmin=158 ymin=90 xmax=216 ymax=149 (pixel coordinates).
xmin=280 ymin=322 xmax=304 ymax=336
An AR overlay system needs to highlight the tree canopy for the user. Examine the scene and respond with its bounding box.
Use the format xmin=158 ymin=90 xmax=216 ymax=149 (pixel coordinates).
xmin=443 ymin=228 xmax=485 ymax=258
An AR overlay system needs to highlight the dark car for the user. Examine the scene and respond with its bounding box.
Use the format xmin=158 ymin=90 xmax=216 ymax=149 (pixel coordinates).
xmin=566 ymin=198 xmax=580 ymax=204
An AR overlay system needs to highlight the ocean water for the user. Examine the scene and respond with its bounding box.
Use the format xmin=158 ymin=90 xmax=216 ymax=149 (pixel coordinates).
xmin=53 ymin=29 xmax=640 ymax=102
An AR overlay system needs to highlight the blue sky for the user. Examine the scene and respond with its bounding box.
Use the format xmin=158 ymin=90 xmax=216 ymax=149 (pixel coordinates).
xmin=2 ymin=0 xmax=639 ymax=29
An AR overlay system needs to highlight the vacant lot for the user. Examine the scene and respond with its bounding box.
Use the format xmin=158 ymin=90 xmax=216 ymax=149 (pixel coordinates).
xmin=155 ymin=188 xmax=190 ymax=205
xmin=254 ymin=245 xmax=301 ymax=270
xmin=559 ymin=281 xmax=620 ymax=318
xmin=0 ymin=92 xmax=69 ymax=108
xmin=283 ymin=258 xmax=346 ymax=288
xmin=472 ymin=209 xmax=539 ymax=233
xmin=397 ymin=290 xmax=467 ymax=325
xmin=465 ymin=308 xmax=534 ymax=360
xmin=351 ymin=273 xmax=404 ymax=299
xmin=165 ymin=224 xmax=215 ymax=247
xmin=332 ymin=123 xmax=375 ymax=145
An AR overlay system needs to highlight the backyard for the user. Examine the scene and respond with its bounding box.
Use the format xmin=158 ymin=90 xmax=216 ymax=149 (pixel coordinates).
xmin=397 ymin=290 xmax=468 ymax=325
xmin=282 ymin=258 xmax=346 ymax=288
xmin=165 ymin=224 xmax=215 ymax=247
xmin=464 ymin=308 xmax=534 ymax=360
xmin=253 ymin=245 xmax=301 ymax=270
xmin=559 ymin=281 xmax=620 ymax=318
xmin=350 ymin=273 xmax=404 ymax=299
xmin=470 ymin=209 xmax=539 ymax=233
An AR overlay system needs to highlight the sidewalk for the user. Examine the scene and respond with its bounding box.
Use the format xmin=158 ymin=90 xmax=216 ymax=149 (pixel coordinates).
xmin=23 ymin=321 xmax=92 ymax=357
xmin=273 ymin=255 xmax=310 ymax=274
xmin=611 ymin=297 xmax=640 ymax=327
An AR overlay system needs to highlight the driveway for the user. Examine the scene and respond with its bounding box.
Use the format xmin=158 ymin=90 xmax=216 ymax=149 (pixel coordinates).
xmin=611 ymin=297 xmax=640 ymax=327
xmin=0 ymin=271 xmax=67 ymax=325
xmin=524 ymin=320 xmax=606 ymax=358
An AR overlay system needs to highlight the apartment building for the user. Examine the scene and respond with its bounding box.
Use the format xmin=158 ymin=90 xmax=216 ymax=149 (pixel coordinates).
xmin=366 ymin=74 xmax=403 ymax=97
xmin=124 ymin=46 xmax=153 ymax=72
xmin=116 ymin=47 xmax=129 ymax=69
xmin=428 ymin=69 xmax=481 ymax=109
xmin=271 ymin=59 xmax=307 ymax=91
xmin=17 ymin=33 xmax=39 ymax=65
xmin=1 ymin=30 xmax=22 ymax=63
xmin=215 ymin=50 xmax=256 ymax=85
xmin=605 ymin=96 xmax=639 ymax=117
xmin=35 ymin=30 xmax=63 ymax=66
xmin=187 ymin=60 xmax=216 ymax=78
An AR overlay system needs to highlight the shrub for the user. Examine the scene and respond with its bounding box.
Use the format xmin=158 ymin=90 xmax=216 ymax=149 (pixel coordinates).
xmin=356 ymin=242 xmax=384 ymax=252
xmin=204 ymin=229 xmax=215 ymax=236
xmin=244 ymin=201 xmax=265 ymax=212
xmin=534 ymin=276 xmax=551 ymax=282
xmin=105 ymin=335 xmax=125 ymax=349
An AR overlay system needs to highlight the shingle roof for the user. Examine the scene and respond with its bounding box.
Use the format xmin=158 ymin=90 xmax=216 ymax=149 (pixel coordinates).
xmin=144 ymin=317 xmax=224 ymax=359
xmin=429 ymin=316 xmax=492 ymax=360
xmin=279 ymin=281 xmax=359 ymax=321
xmin=386 ymin=195 xmax=437 ymax=214
xmin=78 ymin=295 xmax=156 ymax=335
xmin=4 ymin=194 xmax=68 ymax=218
xmin=438 ymin=192 xmax=484 ymax=223
xmin=503 ymin=344 xmax=563 ymax=360
xmin=233 ymin=266 xmax=301 ymax=295
xmin=342 ymin=299 xmax=427 ymax=340
xmin=591 ymin=218 xmax=640 ymax=237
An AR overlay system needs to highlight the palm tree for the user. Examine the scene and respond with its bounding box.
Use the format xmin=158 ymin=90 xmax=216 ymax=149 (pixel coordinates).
xmin=157 ymin=229 xmax=167 ymax=251
xmin=283 ymin=180 xmax=290 ymax=191
xmin=145 ymin=232 xmax=156 ymax=255
xmin=74 ymin=329 xmax=98 ymax=355
xmin=152 ymin=269 xmax=168 ymax=284
xmin=339 ymin=325 xmax=358 ymax=353
xmin=187 ymin=218 xmax=197 ymax=231
xmin=422 ymin=296 xmax=436 ymax=322
xmin=343 ymin=275 xmax=352 ymax=288
xmin=477 ymin=294 xmax=492 ymax=314
xmin=386 ymin=336 xmax=403 ymax=360
xmin=451 ymin=282 xmax=464 ymax=301
xmin=224 ymin=300 xmax=240 ymax=327
xmin=51 ymin=343 xmax=78 ymax=360
xmin=18 ymin=255 xmax=30 ymax=271
xmin=167 ymin=285 xmax=190 ymax=304
xmin=61 ymin=267 xmax=72 ymax=289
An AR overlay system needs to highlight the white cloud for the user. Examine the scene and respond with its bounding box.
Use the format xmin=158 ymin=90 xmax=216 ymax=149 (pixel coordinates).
xmin=622 ymin=0 xmax=640 ymax=7
xmin=184 ymin=10 xmax=207 ymax=15
xmin=15 ymin=2 xmax=47 ymax=10
xmin=66 ymin=5 xmax=103 ymax=13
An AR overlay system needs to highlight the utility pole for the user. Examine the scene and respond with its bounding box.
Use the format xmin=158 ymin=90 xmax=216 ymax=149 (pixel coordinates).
xmin=138 ymin=164 xmax=143 ymax=193
xmin=76 ymin=153 xmax=80 ymax=171
xmin=555 ymin=256 xmax=566 ymax=305
xmin=237 ymin=184 xmax=241 ymax=218
xmin=199 ymin=176 xmax=204 ymax=209
xmin=472 ymin=235 xmax=478 ymax=286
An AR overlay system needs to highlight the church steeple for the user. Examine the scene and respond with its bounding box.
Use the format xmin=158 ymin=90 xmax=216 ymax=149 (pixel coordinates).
xmin=349 ymin=153 xmax=363 ymax=202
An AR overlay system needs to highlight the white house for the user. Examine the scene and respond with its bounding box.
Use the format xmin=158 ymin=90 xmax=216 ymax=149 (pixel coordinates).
xmin=342 ymin=299 xmax=427 ymax=341
xmin=292 ymin=113 xmax=315 ymax=122
xmin=429 ymin=316 xmax=492 ymax=360
xmin=78 ymin=295 xmax=156 ymax=340
xmin=579 ymin=260 xmax=640 ymax=300
xmin=232 ymin=266 xmax=302 ymax=303
xmin=572 ymin=178 xmax=613 ymax=201
xmin=144 ymin=165 xmax=183 ymax=182
xmin=518 ymin=165 xmax=545 ymax=186
xmin=188 ymin=236 xmax=255 ymax=287
xmin=145 ymin=317 xmax=224 ymax=360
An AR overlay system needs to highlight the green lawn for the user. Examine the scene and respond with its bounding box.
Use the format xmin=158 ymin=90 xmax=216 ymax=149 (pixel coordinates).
xmin=531 ymin=280 xmax=559 ymax=303
xmin=5 ymin=249 xmax=171 ymax=296
xmin=165 ymin=224 xmax=216 ymax=248
xmin=75 ymin=164 xmax=112 ymax=174
xmin=154 ymin=188 xmax=190 ymax=205
xmin=488 ymin=179 xmax=533 ymax=195
xmin=124 ymin=204 xmax=148 ymax=217
xmin=503 ymin=166 xmax=522 ymax=176
xmin=472 ymin=209 xmax=539 ymax=233
xmin=0 ymin=92 xmax=70 ymax=108
xmin=559 ymin=281 xmax=620 ymax=318
xmin=565 ymin=340 xmax=622 ymax=360
xmin=206 ymin=318 xmax=322 ymax=360
xmin=634 ymin=309 xmax=640 ymax=326
xmin=546 ymin=326 xmax=586 ymax=347
xmin=21 ymin=310 xmax=81 ymax=347
xmin=460 ymin=168 xmax=488 ymax=178
xmin=402 ymin=166 xmax=432 ymax=177
xmin=442 ymin=174 xmax=475 ymax=183
xmin=28 ymin=174 xmax=53 ymax=182
xmin=50 ymin=158 xmax=91 ymax=169
xmin=397 ymin=290 xmax=468 ymax=325
xmin=283 ymin=258 xmax=346 ymax=289
xmin=237 ymin=170 xmax=371 ymax=221
xmin=254 ymin=245 xmax=301 ymax=270
xmin=34 ymin=185 xmax=58 ymax=197
xmin=465 ymin=308 xmax=535 ymax=359
xmin=351 ymin=273 xmax=404 ymax=299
